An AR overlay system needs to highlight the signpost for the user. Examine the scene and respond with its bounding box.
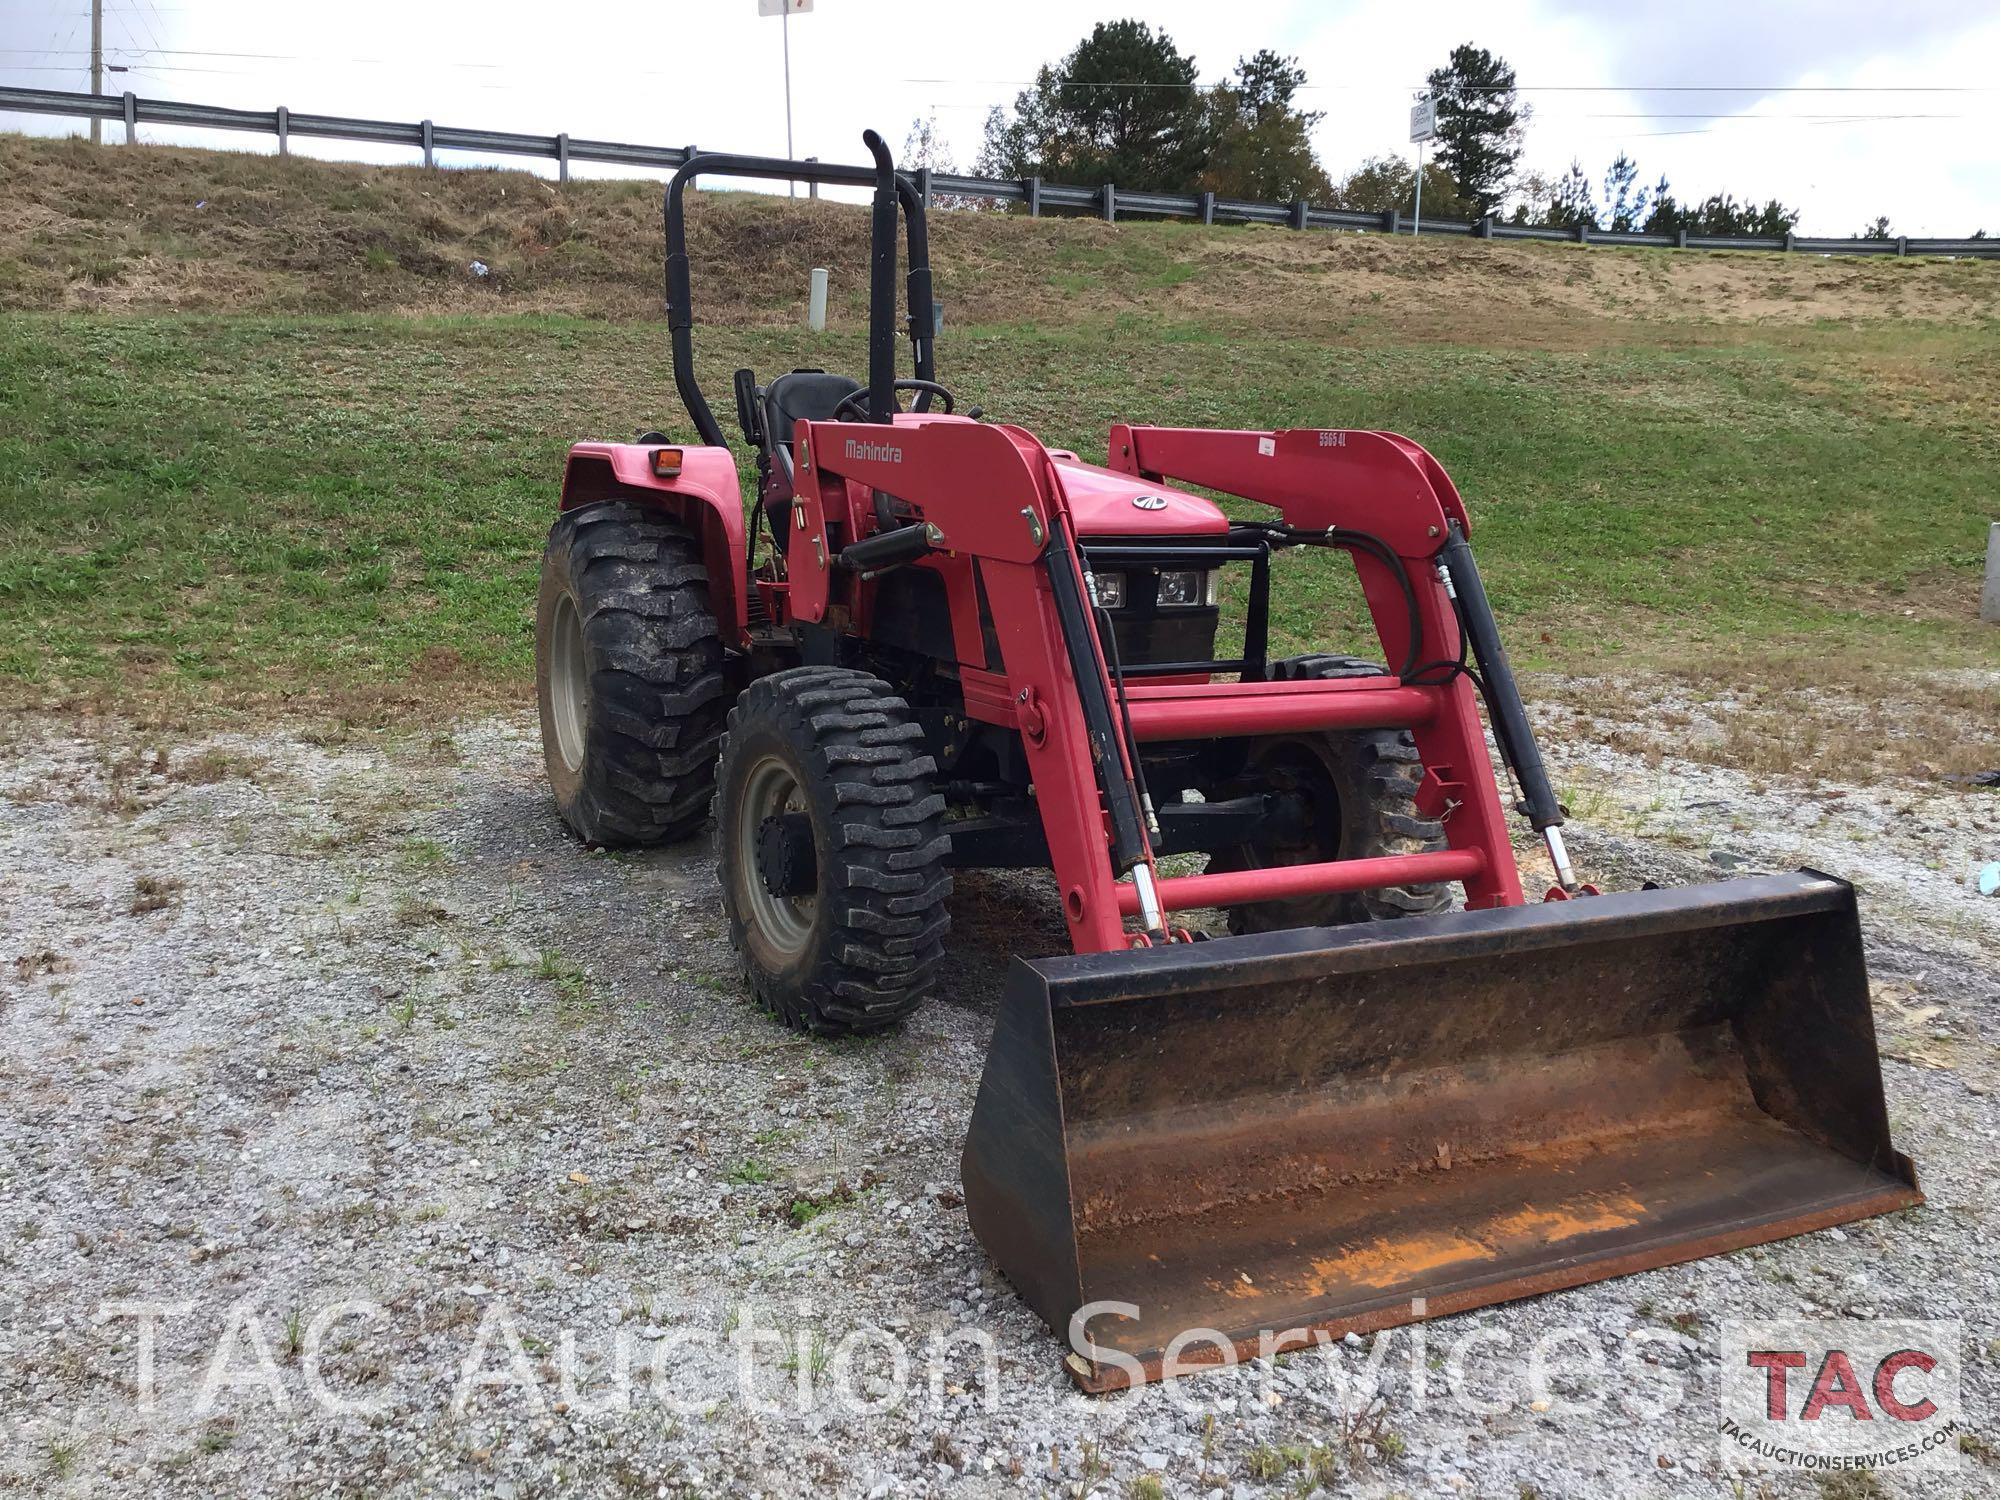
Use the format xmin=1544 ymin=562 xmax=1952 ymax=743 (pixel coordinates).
xmin=758 ymin=0 xmax=813 ymax=195
xmin=1408 ymin=94 xmax=1436 ymax=237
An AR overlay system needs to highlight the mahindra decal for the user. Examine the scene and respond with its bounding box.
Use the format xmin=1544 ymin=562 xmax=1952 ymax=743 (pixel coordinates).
xmin=843 ymin=437 xmax=904 ymax=464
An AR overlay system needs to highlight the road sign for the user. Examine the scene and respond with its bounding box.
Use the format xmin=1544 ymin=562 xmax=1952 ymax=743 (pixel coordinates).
xmin=1409 ymin=95 xmax=1436 ymax=143
xmin=759 ymin=0 xmax=811 ymax=14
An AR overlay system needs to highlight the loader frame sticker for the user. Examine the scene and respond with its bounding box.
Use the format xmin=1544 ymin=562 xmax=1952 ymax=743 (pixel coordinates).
xmin=1718 ymin=1319 xmax=1962 ymax=1474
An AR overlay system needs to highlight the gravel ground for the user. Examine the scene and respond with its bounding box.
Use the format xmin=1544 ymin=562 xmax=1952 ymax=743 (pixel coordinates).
xmin=1 ymin=704 xmax=1994 ymax=1499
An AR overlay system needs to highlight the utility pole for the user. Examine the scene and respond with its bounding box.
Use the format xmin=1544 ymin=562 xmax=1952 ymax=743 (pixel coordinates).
xmin=89 ymin=0 xmax=103 ymax=145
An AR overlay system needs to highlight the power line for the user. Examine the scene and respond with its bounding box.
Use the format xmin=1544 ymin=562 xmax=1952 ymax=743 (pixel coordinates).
xmin=1551 ymin=111 xmax=1967 ymax=121
xmin=1581 ymin=115 xmax=1969 ymax=141
xmin=1430 ymin=84 xmax=1985 ymax=94
xmin=120 ymin=0 xmax=165 ymax=59
xmin=6 ymin=53 xmax=1979 ymax=123
xmin=899 ymin=76 xmax=1988 ymax=94
xmin=10 ymin=50 xmax=1986 ymax=95
xmin=5 ymin=62 xmax=1966 ymax=124
xmin=2 ymin=45 xmax=506 ymax=67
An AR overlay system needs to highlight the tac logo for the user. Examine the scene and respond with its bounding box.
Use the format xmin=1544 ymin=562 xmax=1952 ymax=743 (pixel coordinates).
xmin=1747 ymin=1346 xmax=1940 ymax=1422
xmin=1719 ymin=1319 xmax=1962 ymax=1474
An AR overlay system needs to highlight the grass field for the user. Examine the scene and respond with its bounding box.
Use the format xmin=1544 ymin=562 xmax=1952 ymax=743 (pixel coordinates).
xmin=2 ymin=313 xmax=1991 ymax=688
xmin=0 ymin=136 xmax=1994 ymax=776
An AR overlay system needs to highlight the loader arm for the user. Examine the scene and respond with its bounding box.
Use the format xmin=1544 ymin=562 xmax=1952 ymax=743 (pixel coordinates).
xmin=1107 ymin=423 xmax=1565 ymax=908
xmin=799 ymin=415 xmax=1167 ymax=950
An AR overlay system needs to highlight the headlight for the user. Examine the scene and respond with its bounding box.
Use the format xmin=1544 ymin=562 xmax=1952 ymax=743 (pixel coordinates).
xmin=1090 ymin=571 xmax=1126 ymax=609
xmin=1156 ymin=569 xmax=1214 ymax=607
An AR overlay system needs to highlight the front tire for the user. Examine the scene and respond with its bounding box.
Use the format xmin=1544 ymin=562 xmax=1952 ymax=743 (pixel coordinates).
xmin=1211 ymin=654 xmax=1450 ymax=933
xmin=717 ymin=668 xmax=952 ymax=1034
xmin=535 ymin=501 xmax=729 ymax=846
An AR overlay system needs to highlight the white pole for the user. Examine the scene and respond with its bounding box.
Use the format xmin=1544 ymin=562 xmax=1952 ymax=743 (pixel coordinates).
xmin=1412 ymin=139 xmax=1423 ymax=237
xmin=1982 ymin=521 xmax=2000 ymax=625
xmin=782 ymin=6 xmax=795 ymax=196
xmin=90 ymin=0 xmax=102 ymax=145
xmin=808 ymin=267 xmax=827 ymax=332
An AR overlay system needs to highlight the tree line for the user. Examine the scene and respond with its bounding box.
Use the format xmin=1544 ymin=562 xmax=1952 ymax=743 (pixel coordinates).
xmin=900 ymin=21 xmax=1914 ymax=239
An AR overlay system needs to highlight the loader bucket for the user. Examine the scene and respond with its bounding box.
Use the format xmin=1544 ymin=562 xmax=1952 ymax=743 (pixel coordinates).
xmin=960 ymin=872 xmax=1920 ymax=1391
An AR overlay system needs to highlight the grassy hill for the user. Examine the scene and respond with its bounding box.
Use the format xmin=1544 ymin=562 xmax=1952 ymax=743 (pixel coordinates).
xmin=4 ymin=132 xmax=1994 ymax=335
xmin=0 ymin=133 xmax=1994 ymax=772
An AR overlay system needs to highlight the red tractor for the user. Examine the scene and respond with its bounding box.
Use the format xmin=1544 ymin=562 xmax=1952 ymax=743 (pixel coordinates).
xmin=535 ymin=133 xmax=1917 ymax=1387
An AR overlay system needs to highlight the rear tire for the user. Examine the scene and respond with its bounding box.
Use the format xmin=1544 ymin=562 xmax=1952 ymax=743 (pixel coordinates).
xmin=717 ymin=667 xmax=952 ymax=1034
xmin=535 ymin=500 xmax=730 ymax=846
xmin=1212 ymin=654 xmax=1449 ymax=934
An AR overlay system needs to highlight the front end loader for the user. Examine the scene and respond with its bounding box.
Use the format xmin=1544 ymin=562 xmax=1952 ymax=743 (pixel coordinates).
xmin=532 ymin=131 xmax=1919 ymax=1389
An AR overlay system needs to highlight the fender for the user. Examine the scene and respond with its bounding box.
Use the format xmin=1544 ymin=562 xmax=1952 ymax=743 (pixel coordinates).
xmin=559 ymin=442 xmax=748 ymax=644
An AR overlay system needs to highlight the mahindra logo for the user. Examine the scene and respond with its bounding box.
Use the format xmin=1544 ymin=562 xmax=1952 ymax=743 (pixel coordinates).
xmin=843 ymin=438 xmax=903 ymax=464
xmin=1131 ymin=494 xmax=1168 ymax=511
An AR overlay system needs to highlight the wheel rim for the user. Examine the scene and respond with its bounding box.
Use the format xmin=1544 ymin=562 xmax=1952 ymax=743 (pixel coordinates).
xmin=549 ymin=591 xmax=588 ymax=773
xmin=736 ymin=753 xmax=817 ymax=965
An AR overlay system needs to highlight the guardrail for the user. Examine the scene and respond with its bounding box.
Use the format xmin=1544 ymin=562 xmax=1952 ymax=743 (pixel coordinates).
xmin=4 ymin=84 xmax=1993 ymax=260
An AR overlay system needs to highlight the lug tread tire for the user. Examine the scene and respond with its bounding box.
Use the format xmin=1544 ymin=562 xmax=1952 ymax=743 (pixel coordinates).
xmin=1224 ymin=654 xmax=1450 ymax=931
xmin=718 ymin=667 xmax=952 ymax=1035
xmin=1271 ymin=653 xmax=1393 ymax=683
xmin=536 ymin=501 xmax=728 ymax=847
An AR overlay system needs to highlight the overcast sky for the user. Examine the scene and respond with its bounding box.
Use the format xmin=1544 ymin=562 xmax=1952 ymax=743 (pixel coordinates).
xmin=2 ymin=0 xmax=1995 ymax=235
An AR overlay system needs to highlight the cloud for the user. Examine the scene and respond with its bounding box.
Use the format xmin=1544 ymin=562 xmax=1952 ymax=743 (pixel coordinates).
xmin=1541 ymin=0 xmax=1982 ymax=87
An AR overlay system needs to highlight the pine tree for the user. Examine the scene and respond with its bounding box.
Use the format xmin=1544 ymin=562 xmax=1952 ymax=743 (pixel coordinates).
xmin=1601 ymin=152 xmax=1649 ymax=232
xmin=1544 ymin=160 xmax=1597 ymax=229
xmin=1198 ymin=50 xmax=1334 ymax=201
xmin=1641 ymin=175 xmax=1678 ymax=234
xmin=1522 ymin=161 xmax=1800 ymax=237
xmin=973 ymin=21 xmax=1213 ymax=192
xmin=1425 ymin=44 xmax=1526 ymax=218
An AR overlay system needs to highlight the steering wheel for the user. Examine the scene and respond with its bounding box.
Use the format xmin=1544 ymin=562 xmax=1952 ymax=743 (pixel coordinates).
xmin=830 ymin=380 xmax=956 ymax=421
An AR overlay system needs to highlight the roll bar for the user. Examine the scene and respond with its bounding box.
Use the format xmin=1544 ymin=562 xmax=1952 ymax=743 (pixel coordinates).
xmin=662 ymin=130 xmax=936 ymax=449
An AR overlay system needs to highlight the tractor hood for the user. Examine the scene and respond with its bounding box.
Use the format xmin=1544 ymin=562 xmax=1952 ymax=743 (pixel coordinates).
xmin=1050 ymin=454 xmax=1229 ymax=538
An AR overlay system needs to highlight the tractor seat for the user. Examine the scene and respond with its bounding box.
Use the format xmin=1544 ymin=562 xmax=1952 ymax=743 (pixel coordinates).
xmin=760 ymin=371 xmax=864 ymax=541
xmin=764 ymin=370 xmax=864 ymax=465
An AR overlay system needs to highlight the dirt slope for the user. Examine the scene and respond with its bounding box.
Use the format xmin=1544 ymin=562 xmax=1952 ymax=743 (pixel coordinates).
xmin=2 ymin=132 xmax=1993 ymax=336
